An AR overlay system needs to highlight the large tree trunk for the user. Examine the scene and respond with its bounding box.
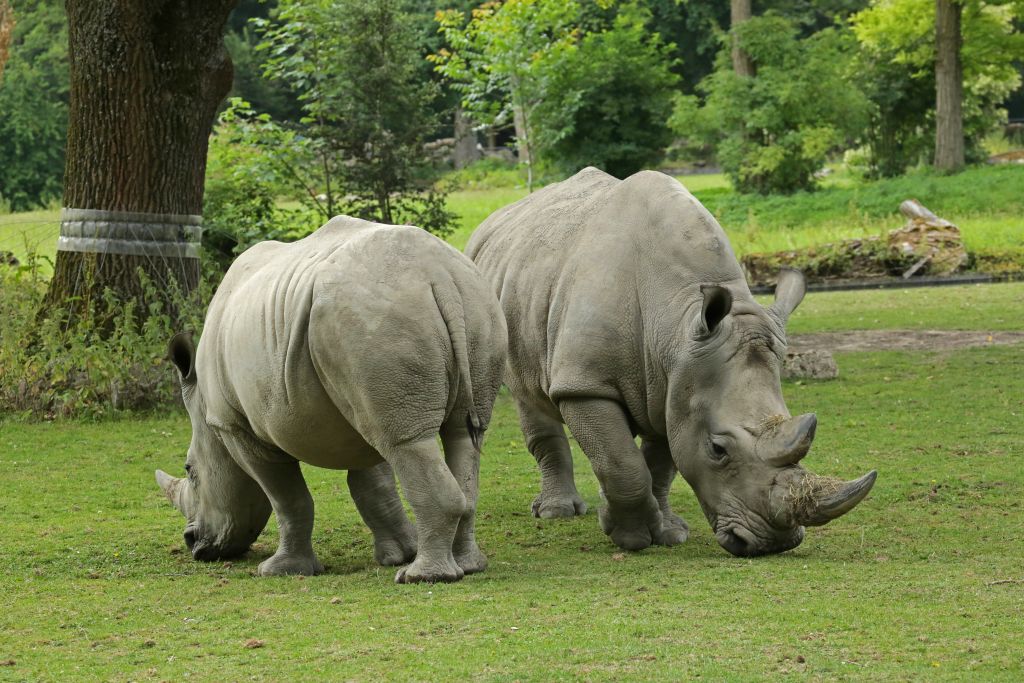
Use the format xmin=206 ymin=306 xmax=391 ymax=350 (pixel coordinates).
xmin=41 ymin=0 xmax=237 ymax=329
xmin=730 ymin=0 xmax=755 ymax=78
xmin=934 ymin=0 xmax=965 ymax=172
xmin=0 ymin=0 xmax=13 ymax=83
xmin=453 ymin=105 xmax=480 ymax=170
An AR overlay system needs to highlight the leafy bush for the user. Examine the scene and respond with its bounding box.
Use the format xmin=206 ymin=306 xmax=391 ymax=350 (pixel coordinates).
xmin=0 ymin=254 xmax=207 ymax=418
xmin=671 ymin=17 xmax=870 ymax=194
xmin=203 ymin=100 xmax=322 ymax=269
xmin=532 ymin=3 xmax=679 ymax=178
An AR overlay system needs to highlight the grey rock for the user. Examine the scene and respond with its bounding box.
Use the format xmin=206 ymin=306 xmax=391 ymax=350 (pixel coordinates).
xmin=783 ymin=350 xmax=839 ymax=380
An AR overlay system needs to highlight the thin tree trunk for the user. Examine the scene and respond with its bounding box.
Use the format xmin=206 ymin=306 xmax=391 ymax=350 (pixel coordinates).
xmin=0 ymin=0 xmax=13 ymax=83
xmin=42 ymin=0 xmax=237 ymax=329
xmin=453 ymin=105 xmax=479 ymax=170
xmin=730 ymin=0 xmax=755 ymax=78
xmin=935 ymin=0 xmax=965 ymax=172
xmin=512 ymin=103 xmax=530 ymax=165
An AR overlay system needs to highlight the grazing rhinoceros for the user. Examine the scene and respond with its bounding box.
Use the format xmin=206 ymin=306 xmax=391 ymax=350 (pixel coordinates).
xmin=465 ymin=167 xmax=876 ymax=557
xmin=156 ymin=216 xmax=507 ymax=582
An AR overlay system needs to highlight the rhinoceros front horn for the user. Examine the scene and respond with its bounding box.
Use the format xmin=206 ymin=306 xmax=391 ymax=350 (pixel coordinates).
xmin=155 ymin=469 xmax=190 ymax=517
xmin=786 ymin=470 xmax=878 ymax=527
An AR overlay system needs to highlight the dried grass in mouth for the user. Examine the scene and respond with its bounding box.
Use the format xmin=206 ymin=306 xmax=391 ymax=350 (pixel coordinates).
xmin=786 ymin=473 xmax=845 ymax=519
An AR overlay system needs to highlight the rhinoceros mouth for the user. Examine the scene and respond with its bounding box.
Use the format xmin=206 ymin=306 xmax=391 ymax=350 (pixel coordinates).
xmin=715 ymin=523 xmax=804 ymax=557
xmin=716 ymin=525 xmax=757 ymax=557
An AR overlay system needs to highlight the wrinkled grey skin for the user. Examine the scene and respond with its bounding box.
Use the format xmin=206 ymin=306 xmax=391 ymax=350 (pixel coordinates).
xmin=156 ymin=216 xmax=507 ymax=582
xmin=466 ymin=167 xmax=876 ymax=556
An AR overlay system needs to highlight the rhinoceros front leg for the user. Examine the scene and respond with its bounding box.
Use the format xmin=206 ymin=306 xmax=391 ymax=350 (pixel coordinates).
xmin=220 ymin=432 xmax=324 ymax=576
xmin=348 ymin=462 xmax=417 ymax=567
xmin=440 ymin=423 xmax=487 ymax=575
xmin=641 ymin=437 xmax=689 ymax=546
xmin=386 ymin=437 xmax=467 ymax=584
xmin=560 ymin=399 xmax=663 ymax=551
xmin=517 ymin=399 xmax=588 ymax=518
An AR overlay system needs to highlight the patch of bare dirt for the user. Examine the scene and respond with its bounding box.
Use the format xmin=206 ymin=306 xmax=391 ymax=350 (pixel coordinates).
xmin=789 ymin=330 xmax=1024 ymax=353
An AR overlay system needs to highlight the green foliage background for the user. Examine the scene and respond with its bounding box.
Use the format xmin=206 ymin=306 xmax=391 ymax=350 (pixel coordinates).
xmin=0 ymin=0 xmax=67 ymax=211
xmin=672 ymin=17 xmax=871 ymax=194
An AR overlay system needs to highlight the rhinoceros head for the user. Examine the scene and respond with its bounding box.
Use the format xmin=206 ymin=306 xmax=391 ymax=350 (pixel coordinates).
xmin=155 ymin=334 xmax=271 ymax=561
xmin=668 ymin=270 xmax=876 ymax=557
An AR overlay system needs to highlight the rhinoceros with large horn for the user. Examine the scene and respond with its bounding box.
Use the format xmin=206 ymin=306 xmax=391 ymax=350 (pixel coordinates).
xmin=466 ymin=167 xmax=875 ymax=556
xmin=156 ymin=216 xmax=507 ymax=582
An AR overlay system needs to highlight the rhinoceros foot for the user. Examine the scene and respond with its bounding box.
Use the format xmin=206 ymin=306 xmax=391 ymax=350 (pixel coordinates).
xmin=257 ymin=551 xmax=324 ymax=577
xmin=531 ymin=492 xmax=588 ymax=519
xmin=373 ymin=532 xmax=418 ymax=567
xmin=598 ymin=497 xmax=664 ymax=552
xmin=394 ymin=555 xmax=464 ymax=584
xmin=454 ymin=544 xmax=488 ymax=575
xmin=656 ymin=512 xmax=689 ymax=546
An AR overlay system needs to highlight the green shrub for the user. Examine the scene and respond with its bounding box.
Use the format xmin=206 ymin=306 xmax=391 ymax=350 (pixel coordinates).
xmin=202 ymin=100 xmax=322 ymax=269
xmin=672 ymin=17 xmax=870 ymax=195
xmin=445 ymin=156 xmax=565 ymax=191
xmin=0 ymin=255 xmax=207 ymax=418
xmin=531 ymin=2 xmax=679 ymax=178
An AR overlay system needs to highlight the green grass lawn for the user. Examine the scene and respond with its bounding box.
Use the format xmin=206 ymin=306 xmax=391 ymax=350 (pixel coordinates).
xmin=2 ymin=284 xmax=1023 ymax=680
xmin=772 ymin=281 xmax=1024 ymax=334
xmin=6 ymin=164 xmax=1022 ymax=268
xmin=0 ymin=208 xmax=61 ymax=274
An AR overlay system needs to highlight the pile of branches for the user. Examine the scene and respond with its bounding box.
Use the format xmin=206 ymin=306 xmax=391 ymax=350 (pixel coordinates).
xmin=742 ymin=200 xmax=969 ymax=287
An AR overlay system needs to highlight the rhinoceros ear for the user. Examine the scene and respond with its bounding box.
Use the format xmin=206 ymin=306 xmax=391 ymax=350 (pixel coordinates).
xmin=168 ymin=333 xmax=196 ymax=383
xmin=769 ymin=269 xmax=806 ymax=325
xmin=699 ymin=284 xmax=733 ymax=336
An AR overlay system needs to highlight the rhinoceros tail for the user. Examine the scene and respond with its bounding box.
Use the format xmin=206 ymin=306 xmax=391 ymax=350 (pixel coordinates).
xmin=433 ymin=283 xmax=485 ymax=451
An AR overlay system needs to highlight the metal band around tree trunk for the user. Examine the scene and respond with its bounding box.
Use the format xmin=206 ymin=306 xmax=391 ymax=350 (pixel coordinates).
xmin=57 ymin=208 xmax=202 ymax=258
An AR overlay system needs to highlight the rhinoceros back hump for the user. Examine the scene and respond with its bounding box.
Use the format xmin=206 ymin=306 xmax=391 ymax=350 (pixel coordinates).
xmin=466 ymin=168 xmax=747 ymax=427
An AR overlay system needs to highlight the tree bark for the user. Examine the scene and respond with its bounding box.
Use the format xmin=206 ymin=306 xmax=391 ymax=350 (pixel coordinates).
xmin=512 ymin=103 xmax=530 ymax=166
xmin=934 ymin=0 xmax=965 ymax=172
xmin=453 ymin=105 xmax=479 ymax=170
xmin=0 ymin=0 xmax=13 ymax=83
xmin=41 ymin=0 xmax=237 ymax=328
xmin=730 ymin=0 xmax=755 ymax=78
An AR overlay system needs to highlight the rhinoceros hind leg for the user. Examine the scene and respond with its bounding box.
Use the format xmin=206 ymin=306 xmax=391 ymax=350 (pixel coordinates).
xmin=386 ymin=438 xmax=467 ymax=584
xmin=561 ymin=398 xmax=664 ymax=552
xmin=518 ymin=400 xmax=588 ymax=518
xmin=220 ymin=433 xmax=325 ymax=576
xmin=348 ymin=462 xmax=418 ymax=566
xmin=441 ymin=422 xmax=488 ymax=575
xmin=642 ymin=437 xmax=690 ymax=546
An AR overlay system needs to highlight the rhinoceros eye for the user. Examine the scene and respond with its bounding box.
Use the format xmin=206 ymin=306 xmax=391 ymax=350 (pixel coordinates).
xmin=709 ymin=437 xmax=729 ymax=462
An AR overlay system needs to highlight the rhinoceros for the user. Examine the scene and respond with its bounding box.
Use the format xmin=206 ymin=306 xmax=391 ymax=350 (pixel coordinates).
xmin=156 ymin=216 xmax=507 ymax=582
xmin=465 ymin=167 xmax=876 ymax=557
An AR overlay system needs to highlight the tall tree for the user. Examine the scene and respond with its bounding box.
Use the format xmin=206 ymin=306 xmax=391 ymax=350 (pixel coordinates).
xmin=41 ymin=0 xmax=238 ymax=326
xmin=730 ymin=0 xmax=755 ymax=76
xmin=934 ymin=0 xmax=965 ymax=171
